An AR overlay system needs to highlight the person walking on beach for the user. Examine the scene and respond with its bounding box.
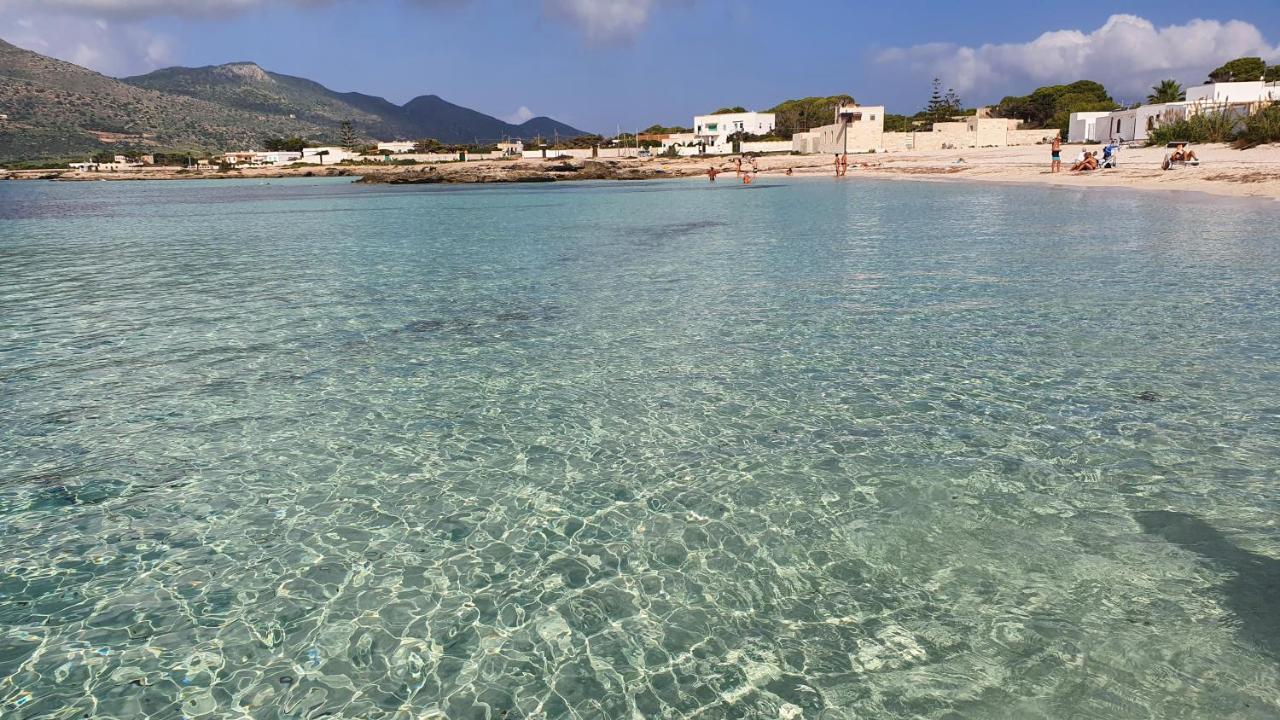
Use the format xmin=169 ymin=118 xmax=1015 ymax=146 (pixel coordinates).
xmin=840 ymin=154 xmax=849 ymax=177
xmin=734 ymin=157 xmax=743 ymax=177
xmin=834 ymin=154 xmax=841 ymax=177
xmin=1051 ymin=135 xmax=1062 ymax=173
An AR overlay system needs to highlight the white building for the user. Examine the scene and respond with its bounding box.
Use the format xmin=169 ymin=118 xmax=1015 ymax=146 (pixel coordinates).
xmin=693 ymin=111 xmax=775 ymax=149
xmin=300 ymin=147 xmax=358 ymax=164
xmin=259 ymin=151 xmax=302 ymax=165
xmin=792 ymin=105 xmax=887 ymax=154
xmin=377 ymin=141 xmax=416 ymax=154
xmin=1067 ymin=112 xmax=1114 ymax=143
xmin=1185 ymin=81 xmax=1280 ymax=104
xmin=1071 ymin=81 xmax=1280 ymax=144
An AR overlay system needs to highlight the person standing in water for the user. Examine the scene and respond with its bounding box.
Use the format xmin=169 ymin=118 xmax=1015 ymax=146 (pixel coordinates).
xmin=708 ymin=166 xmax=719 ymax=182
xmin=834 ymin=154 xmax=841 ymax=177
xmin=840 ymin=154 xmax=849 ymax=176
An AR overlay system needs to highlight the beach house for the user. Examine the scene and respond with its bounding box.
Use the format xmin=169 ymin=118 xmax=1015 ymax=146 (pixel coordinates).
xmin=693 ymin=111 xmax=776 ymax=149
xmin=792 ymin=104 xmax=886 ymax=154
xmin=792 ymin=104 xmax=1054 ymax=154
xmin=1185 ymin=81 xmax=1280 ymax=104
xmin=300 ymin=147 xmax=359 ymax=164
xmin=1070 ymin=81 xmax=1280 ymax=144
xmin=1067 ymin=112 xmax=1114 ymax=143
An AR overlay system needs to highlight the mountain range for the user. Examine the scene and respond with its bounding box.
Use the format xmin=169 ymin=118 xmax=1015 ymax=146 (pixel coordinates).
xmin=0 ymin=38 xmax=586 ymax=162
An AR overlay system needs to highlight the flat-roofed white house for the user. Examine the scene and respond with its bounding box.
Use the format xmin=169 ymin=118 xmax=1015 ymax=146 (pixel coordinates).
xmin=1067 ymin=112 xmax=1114 ymax=143
xmin=259 ymin=151 xmax=302 ymax=165
xmin=792 ymin=104 xmax=886 ymax=154
xmin=1068 ymin=81 xmax=1280 ymax=144
xmin=1185 ymin=81 xmax=1280 ymax=104
xmin=300 ymin=147 xmax=358 ymax=164
xmin=496 ymin=140 xmax=524 ymax=156
xmin=693 ymin=111 xmax=775 ymax=149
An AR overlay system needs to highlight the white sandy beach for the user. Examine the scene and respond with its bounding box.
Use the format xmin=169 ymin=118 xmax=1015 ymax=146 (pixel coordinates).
xmin=6 ymin=143 xmax=1280 ymax=201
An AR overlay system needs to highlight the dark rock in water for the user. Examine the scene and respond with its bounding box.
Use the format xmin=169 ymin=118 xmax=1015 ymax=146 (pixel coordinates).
xmin=494 ymin=311 xmax=532 ymax=322
xmin=1135 ymin=391 xmax=1160 ymax=402
xmin=404 ymin=320 xmax=446 ymax=333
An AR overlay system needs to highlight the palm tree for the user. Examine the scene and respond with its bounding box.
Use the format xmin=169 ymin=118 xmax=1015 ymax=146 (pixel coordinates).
xmin=1148 ymin=79 xmax=1185 ymax=104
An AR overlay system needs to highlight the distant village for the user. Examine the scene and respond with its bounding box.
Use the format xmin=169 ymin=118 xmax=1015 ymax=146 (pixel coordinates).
xmin=65 ymin=72 xmax=1280 ymax=173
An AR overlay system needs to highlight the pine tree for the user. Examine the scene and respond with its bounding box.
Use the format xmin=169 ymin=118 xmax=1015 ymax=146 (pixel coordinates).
xmin=340 ymin=120 xmax=356 ymax=151
xmin=924 ymin=79 xmax=959 ymax=128
xmin=943 ymin=88 xmax=963 ymax=115
xmin=926 ymin=78 xmax=946 ymax=118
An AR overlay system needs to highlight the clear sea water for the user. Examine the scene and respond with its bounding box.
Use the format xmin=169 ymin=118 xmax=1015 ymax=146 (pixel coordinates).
xmin=0 ymin=176 xmax=1278 ymax=720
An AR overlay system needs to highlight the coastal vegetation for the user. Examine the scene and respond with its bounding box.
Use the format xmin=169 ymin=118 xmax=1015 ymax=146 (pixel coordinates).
xmin=263 ymin=136 xmax=308 ymax=152
xmin=1148 ymin=80 xmax=1185 ymax=104
xmin=922 ymin=79 xmax=964 ymax=129
xmin=766 ymin=95 xmax=856 ymax=138
xmin=991 ymin=80 xmax=1117 ymax=138
xmin=1204 ymin=56 xmax=1280 ymax=82
xmin=1146 ymin=103 xmax=1280 ymax=149
xmin=1235 ymin=105 xmax=1280 ymax=148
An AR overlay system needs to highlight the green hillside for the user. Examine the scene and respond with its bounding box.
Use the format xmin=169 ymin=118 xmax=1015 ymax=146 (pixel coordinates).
xmin=0 ymin=38 xmax=589 ymax=163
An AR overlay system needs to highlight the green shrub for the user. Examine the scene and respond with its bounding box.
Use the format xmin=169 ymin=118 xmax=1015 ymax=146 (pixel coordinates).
xmin=1147 ymin=108 xmax=1239 ymax=146
xmin=1234 ymin=105 xmax=1280 ymax=148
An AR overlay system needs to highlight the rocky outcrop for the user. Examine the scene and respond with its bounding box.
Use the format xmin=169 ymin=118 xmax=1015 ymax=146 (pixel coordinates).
xmin=356 ymin=159 xmax=695 ymax=185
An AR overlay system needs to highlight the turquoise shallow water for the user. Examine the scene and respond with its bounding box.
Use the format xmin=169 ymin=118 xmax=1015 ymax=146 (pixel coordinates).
xmin=0 ymin=176 xmax=1278 ymax=719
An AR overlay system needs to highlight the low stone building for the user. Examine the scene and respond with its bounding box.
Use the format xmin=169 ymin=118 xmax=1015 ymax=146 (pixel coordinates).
xmin=793 ymin=105 xmax=1054 ymax=155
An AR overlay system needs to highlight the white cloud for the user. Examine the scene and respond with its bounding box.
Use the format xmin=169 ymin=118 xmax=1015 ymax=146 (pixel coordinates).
xmin=505 ymin=106 xmax=535 ymax=124
xmin=876 ymin=15 xmax=1280 ymax=103
xmin=0 ymin=11 xmax=176 ymax=76
xmin=542 ymin=0 xmax=688 ymax=41
xmin=26 ymin=0 xmax=317 ymax=18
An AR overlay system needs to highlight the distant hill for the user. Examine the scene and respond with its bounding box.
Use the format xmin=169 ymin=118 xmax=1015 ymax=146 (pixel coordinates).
xmin=121 ymin=63 xmax=586 ymax=146
xmin=0 ymin=39 xmax=328 ymax=161
xmin=0 ymin=38 xmax=588 ymax=162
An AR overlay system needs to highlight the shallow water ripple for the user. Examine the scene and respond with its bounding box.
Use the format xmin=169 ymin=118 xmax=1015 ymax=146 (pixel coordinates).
xmin=0 ymin=178 xmax=1278 ymax=719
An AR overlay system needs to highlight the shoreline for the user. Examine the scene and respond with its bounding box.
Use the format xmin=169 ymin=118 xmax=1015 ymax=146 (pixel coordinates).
xmin=4 ymin=143 xmax=1280 ymax=201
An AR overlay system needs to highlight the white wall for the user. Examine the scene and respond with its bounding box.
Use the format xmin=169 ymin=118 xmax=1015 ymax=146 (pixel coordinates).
xmin=740 ymin=140 xmax=793 ymax=154
xmin=1068 ymin=112 xmax=1112 ymax=143
xmin=520 ymin=147 xmax=642 ymax=159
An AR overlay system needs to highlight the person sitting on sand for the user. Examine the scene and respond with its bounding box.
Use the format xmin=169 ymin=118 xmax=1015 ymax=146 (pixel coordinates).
xmin=784 ymin=168 xmax=793 ymax=176
xmin=1071 ymin=152 xmax=1098 ymax=172
xmin=1170 ymin=144 xmax=1199 ymax=163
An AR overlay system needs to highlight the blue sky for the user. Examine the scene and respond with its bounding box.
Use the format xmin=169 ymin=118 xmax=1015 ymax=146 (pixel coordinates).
xmin=3 ymin=1 xmax=1279 ymax=133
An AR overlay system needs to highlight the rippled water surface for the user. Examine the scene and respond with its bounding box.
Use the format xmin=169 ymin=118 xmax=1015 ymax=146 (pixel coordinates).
xmin=1 ymin=177 xmax=1279 ymax=719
